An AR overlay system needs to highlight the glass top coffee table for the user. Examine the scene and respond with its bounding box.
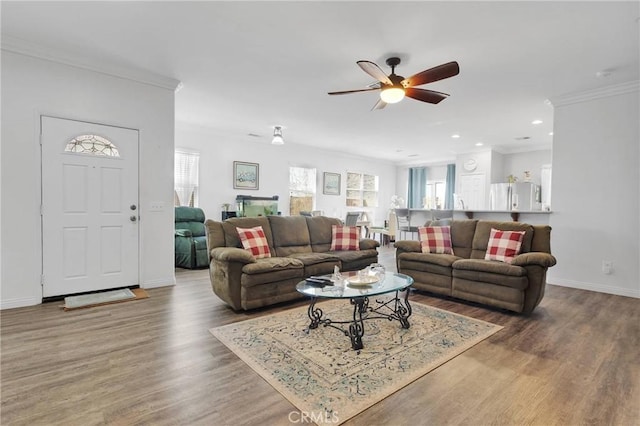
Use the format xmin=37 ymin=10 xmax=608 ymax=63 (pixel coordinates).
xmin=296 ymin=271 xmax=414 ymax=350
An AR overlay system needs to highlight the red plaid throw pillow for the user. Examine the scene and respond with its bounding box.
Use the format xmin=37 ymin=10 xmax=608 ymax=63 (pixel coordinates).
xmin=418 ymin=226 xmax=454 ymax=255
xmin=237 ymin=226 xmax=271 ymax=259
xmin=485 ymin=228 xmax=525 ymax=263
xmin=330 ymin=225 xmax=360 ymax=251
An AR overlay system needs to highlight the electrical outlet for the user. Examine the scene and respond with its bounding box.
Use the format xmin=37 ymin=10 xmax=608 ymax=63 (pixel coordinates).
xmin=602 ymin=260 xmax=613 ymax=275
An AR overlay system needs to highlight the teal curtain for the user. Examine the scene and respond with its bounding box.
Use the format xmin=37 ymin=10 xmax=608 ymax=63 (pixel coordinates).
xmin=445 ymin=163 xmax=456 ymax=209
xmin=408 ymin=167 xmax=427 ymax=208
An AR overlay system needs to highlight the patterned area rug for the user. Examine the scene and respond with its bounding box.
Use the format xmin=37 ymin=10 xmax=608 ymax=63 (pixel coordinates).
xmin=210 ymin=298 xmax=502 ymax=425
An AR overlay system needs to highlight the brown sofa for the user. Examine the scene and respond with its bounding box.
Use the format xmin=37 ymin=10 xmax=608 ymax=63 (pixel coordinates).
xmin=204 ymin=215 xmax=380 ymax=310
xmin=395 ymin=220 xmax=556 ymax=314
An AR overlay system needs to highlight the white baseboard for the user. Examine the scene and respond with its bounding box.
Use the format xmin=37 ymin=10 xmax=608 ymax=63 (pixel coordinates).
xmin=1 ymin=296 xmax=42 ymax=310
xmin=141 ymin=276 xmax=176 ymax=289
xmin=550 ymin=278 xmax=640 ymax=299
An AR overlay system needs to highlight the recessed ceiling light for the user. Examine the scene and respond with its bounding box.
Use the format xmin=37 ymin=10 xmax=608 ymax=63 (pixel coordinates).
xmin=532 ymin=120 xmax=543 ymax=125
xmin=475 ymin=142 xmax=483 ymax=146
xmin=549 ymin=132 xmax=554 ymax=136
xmin=451 ymin=134 xmax=460 ymax=138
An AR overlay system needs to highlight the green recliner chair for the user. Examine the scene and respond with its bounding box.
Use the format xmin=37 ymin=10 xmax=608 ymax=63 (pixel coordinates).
xmin=175 ymin=207 xmax=209 ymax=269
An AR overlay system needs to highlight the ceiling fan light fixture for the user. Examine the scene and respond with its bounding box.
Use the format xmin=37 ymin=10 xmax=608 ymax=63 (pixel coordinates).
xmin=380 ymin=86 xmax=405 ymax=104
xmin=272 ymin=126 xmax=284 ymax=145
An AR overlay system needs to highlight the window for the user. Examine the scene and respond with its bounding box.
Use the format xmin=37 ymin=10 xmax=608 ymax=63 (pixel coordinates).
xmin=289 ymin=166 xmax=316 ymax=215
xmin=64 ymin=134 xmax=120 ymax=157
xmin=346 ymin=172 xmax=378 ymax=207
xmin=425 ymin=180 xmax=446 ymax=209
xmin=174 ymin=150 xmax=200 ymax=207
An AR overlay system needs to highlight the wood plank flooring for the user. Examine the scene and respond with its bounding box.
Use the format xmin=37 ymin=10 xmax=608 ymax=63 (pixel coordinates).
xmin=1 ymin=246 xmax=639 ymax=425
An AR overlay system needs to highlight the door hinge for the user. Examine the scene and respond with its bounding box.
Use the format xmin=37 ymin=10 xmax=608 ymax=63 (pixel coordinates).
xmin=40 ymin=204 xmax=43 ymax=216
xmin=40 ymin=275 xmax=45 ymax=286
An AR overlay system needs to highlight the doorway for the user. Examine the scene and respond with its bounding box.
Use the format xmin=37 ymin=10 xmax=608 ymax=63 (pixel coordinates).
xmin=41 ymin=116 xmax=139 ymax=297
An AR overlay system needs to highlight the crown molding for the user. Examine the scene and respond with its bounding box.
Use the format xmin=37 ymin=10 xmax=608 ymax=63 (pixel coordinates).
xmin=1 ymin=35 xmax=182 ymax=92
xmin=549 ymin=80 xmax=639 ymax=107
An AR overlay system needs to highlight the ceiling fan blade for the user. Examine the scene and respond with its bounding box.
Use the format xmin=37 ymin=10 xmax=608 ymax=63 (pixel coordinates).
xmin=327 ymin=87 xmax=380 ymax=95
xmin=405 ymin=88 xmax=450 ymax=104
xmin=357 ymin=60 xmax=393 ymax=85
xmin=371 ymin=98 xmax=387 ymax=111
xmin=401 ymin=61 xmax=460 ymax=88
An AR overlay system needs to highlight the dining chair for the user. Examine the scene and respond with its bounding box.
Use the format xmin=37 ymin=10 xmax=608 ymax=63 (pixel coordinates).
xmin=344 ymin=212 xmax=360 ymax=226
xmin=394 ymin=208 xmax=418 ymax=240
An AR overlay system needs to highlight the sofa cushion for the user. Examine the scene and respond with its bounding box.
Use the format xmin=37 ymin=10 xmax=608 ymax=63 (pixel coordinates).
xmin=398 ymin=251 xmax=461 ymax=268
xmin=306 ymin=216 xmax=344 ymax=252
xmin=449 ymin=220 xmax=478 ymax=259
xmin=484 ymin=228 xmax=525 ymax=263
xmin=269 ymin=215 xmax=313 ymax=257
xmin=237 ymin=226 xmax=272 ymax=259
xmin=452 ymin=259 xmax=528 ymax=290
xmin=241 ymin=257 xmax=304 ymax=275
xmin=287 ymin=252 xmax=340 ymax=266
xmin=222 ymin=217 xmax=274 ymax=251
xmin=288 ymin=252 xmax=341 ymax=276
xmin=418 ymin=225 xmax=454 ymax=255
xmin=330 ymin=225 xmax=360 ymax=251
xmin=471 ymin=221 xmax=533 ymax=259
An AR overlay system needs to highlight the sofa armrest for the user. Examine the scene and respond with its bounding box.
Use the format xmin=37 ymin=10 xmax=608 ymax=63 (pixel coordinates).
xmin=512 ymin=252 xmax=557 ymax=268
xmin=394 ymin=240 xmax=421 ymax=252
xmin=175 ymin=229 xmax=193 ymax=237
xmin=359 ymin=238 xmax=380 ymax=250
xmin=210 ymin=247 xmax=256 ymax=264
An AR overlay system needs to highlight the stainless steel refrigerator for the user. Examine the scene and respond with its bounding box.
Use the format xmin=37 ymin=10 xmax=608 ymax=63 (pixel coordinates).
xmin=490 ymin=182 xmax=541 ymax=211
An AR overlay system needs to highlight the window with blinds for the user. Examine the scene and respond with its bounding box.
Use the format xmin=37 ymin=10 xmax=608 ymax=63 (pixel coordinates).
xmin=289 ymin=166 xmax=316 ymax=215
xmin=174 ymin=150 xmax=200 ymax=207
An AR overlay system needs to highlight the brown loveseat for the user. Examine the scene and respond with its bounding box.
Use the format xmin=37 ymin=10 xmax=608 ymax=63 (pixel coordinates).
xmin=395 ymin=220 xmax=556 ymax=314
xmin=204 ymin=215 xmax=380 ymax=310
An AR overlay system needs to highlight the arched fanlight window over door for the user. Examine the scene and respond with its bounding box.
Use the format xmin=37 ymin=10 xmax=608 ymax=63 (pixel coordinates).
xmin=64 ymin=134 xmax=120 ymax=157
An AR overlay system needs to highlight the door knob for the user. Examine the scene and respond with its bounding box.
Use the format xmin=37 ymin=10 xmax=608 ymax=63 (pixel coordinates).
xmin=130 ymin=215 xmax=137 ymax=222
xmin=130 ymin=204 xmax=137 ymax=210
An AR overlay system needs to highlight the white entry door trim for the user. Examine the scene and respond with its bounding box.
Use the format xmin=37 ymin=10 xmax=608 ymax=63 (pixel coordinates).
xmin=41 ymin=116 xmax=140 ymax=297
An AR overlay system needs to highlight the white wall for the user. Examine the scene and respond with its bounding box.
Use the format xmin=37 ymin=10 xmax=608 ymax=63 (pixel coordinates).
xmin=501 ymin=150 xmax=552 ymax=186
xmin=1 ymin=51 xmax=177 ymax=309
xmin=176 ymin=124 xmax=397 ymax=226
xmin=549 ymin=82 xmax=639 ymax=298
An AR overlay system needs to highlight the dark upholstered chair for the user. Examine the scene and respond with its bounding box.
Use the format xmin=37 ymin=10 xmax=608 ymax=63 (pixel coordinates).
xmin=175 ymin=207 xmax=209 ymax=269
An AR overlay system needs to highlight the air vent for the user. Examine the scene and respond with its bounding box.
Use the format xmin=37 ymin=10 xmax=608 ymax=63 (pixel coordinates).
xmin=247 ymin=133 xmax=261 ymax=137
xmin=515 ymin=136 xmax=531 ymax=141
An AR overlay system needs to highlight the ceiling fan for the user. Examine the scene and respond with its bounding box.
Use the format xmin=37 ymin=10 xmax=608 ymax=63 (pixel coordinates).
xmin=328 ymin=57 xmax=460 ymax=110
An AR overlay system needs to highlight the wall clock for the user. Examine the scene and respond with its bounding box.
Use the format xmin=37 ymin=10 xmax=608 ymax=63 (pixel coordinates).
xmin=463 ymin=158 xmax=477 ymax=172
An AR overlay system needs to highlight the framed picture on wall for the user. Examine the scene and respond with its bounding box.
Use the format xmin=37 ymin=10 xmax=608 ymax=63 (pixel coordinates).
xmin=233 ymin=161 xmax=259 ymax=190
xmin=323 ymin=172 xmax=341 ymax=195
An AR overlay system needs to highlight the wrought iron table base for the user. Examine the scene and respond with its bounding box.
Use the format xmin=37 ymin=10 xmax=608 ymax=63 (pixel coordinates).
xmin=305 ymin=289 xmax=412 ymax=350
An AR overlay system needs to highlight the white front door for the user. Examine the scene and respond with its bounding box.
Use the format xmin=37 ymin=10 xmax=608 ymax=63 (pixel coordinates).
xmin=41 ymin=116 xmax=139 ymax=297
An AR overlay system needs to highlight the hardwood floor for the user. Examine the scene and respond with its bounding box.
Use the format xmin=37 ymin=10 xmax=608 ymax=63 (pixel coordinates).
xmin=2 ymin=246 xmax=639 ymax=425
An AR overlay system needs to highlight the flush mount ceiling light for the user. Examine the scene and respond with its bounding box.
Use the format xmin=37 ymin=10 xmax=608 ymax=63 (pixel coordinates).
xmin=272 ymin=126 xmax=284 ymax=145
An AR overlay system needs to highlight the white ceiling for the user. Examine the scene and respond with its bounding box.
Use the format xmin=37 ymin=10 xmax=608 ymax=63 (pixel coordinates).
xmin=2 ymin=1 xmax=639 ymax=164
